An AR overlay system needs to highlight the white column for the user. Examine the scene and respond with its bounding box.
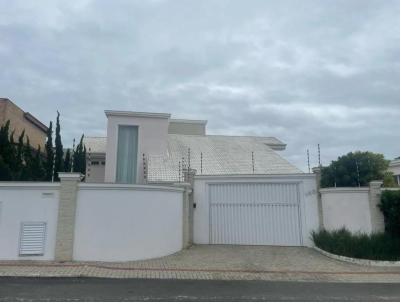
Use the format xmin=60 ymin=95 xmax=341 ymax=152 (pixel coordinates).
xmin=369 ymin=180 xmax=384 ymax=233
xmin=312 ymin=167 xmax=324 ymax=229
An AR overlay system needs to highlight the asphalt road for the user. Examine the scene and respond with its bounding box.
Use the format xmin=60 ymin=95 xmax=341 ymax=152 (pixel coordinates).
xmin=0 ymin=278 xmax=400 ymax=301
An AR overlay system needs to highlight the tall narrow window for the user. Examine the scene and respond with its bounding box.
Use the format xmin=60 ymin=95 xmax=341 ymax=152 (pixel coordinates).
xmin=116 ymin=125 xmax=138 ymax=184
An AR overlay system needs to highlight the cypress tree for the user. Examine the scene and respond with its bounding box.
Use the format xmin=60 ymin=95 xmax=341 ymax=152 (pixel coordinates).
xmin=54 ymin=111 xmax=64 ymax=181
xmin=45 ymin=121 xmax=54 ymax=181
xmin=73 ymin=135 xmax=86 ymax=175
xmin=64 ymin=148 xmax=71 ymax=172
xmin=8 ymin=130 xmax=18 ymax=175
xmin=73 ymin=135 xmax=82 ymax=173
xmin=15 ymin=130 xmax=25 ymax=180
xmin=0 ymin=154 xmax=11 ymax=180
xmin=0 ymin=121 xmax=12 ymax=180
xmin=0 ymin=121 xmax=13 ymax=167
xmin=21 ymin=137 xmax=33 ymax=181
xmin=31 ymin=146 xmax=46 ymax=181
xmin=0 ymin=121 xmax=10 ymax=157
xmin=8 ymin=131 xmax=17 ymax=167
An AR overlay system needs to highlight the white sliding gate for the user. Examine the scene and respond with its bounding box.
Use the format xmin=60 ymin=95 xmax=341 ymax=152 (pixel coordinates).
xmin=209 ymin=183 xmax=302 ymax=246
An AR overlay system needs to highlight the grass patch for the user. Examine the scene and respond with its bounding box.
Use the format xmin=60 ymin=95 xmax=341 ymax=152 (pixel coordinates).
xmin=312 ymin=228 xmax=400 ymax=261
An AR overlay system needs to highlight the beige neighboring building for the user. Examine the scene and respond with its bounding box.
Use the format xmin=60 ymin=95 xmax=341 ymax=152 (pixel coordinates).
xmin=389 ymin=159 xmax=400 ymax=185
xmin=0 ymin=98 xmax=48 ymax=150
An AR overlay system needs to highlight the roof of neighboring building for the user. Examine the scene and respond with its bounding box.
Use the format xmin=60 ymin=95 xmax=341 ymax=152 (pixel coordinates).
xmin=0 ymin=98 xmax=48 ymax=133
xmin=23 ymin=112 xmax=48 ymax=133
xmin=84 ymin=134 xmax=302 ymax=181
xmin=84 ymin=136 xmax=107 ymax=154
xmin=390 ymin=159 xmax=400 ymax=167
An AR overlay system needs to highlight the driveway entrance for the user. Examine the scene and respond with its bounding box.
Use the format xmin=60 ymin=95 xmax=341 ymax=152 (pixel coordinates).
xmin=209 ymin=183 xmax=302 ymax=245
xmin=193 ymin=175 xmax=320 ymax=247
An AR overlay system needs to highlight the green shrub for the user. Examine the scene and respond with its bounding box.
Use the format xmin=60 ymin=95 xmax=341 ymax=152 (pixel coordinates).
xmin=312 ymin=228 xmax=400 ymax=261
xmin=383 ymin=172 xmax=398 ymax=188
xmin=379 ymin=190 xmax=400 ymax=237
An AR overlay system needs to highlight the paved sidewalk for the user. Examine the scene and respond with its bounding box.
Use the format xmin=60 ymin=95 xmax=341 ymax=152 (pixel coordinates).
xmin=1 ymin=245 xmax=400 ymax=283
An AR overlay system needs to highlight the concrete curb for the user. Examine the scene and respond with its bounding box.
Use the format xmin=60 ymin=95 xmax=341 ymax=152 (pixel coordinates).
xmin=313 ymin=246 xmax=400 ymax=267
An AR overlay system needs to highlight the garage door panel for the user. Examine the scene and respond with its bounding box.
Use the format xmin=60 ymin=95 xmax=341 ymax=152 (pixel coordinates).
xmin=209 ymin=183 xmax=299 ymax=204
xmin=209 ymin=183 xmax=302 ymax=246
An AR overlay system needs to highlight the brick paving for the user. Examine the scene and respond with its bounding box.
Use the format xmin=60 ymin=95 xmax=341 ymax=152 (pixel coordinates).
xmin=1 ymin=245 xmax=400 ymax=282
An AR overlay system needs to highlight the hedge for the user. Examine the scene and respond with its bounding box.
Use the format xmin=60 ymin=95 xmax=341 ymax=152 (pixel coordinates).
xmin=379 ymin=190 xmax=400 ymax=237
xmin=312 ymin=228 xmax=400 ymax=261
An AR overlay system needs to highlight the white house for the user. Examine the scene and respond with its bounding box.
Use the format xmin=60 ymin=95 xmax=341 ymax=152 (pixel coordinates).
xmin=84 ymin=111 xmax=302 ymax=184
xmin=0 ymin=109 xmax=389 ymax=262
xmin=388 ymin=159 xmax=400 ymax=185
xmin=84 ymin=110 xmax=319 ymax=247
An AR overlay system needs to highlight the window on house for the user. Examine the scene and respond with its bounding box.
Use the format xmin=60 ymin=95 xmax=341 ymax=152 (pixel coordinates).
xmin=116 ymin=125 xmax=138 ymax=184
xmin=91 ymin=161 xmax=100 ymax=165
xmin=101 ymin=161 xmax=106 ymax=165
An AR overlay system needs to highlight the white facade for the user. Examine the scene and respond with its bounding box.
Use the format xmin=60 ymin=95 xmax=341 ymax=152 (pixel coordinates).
xmin=0 ymin=183 xmax=60 ymax=260
xmin=104 ymin=111 xmax=171 ymax=184
xmin=168 ymin=119 xmax=207 ymax=136
xmin=320 ymin=188 xmax=372 ymax=233
xmin=193 ymin=174 xmax=319 ymax=247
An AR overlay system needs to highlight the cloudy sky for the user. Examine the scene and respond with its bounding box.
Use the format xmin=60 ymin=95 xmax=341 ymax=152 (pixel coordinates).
xmin=0 ymin=0 xmax=399 ymax=171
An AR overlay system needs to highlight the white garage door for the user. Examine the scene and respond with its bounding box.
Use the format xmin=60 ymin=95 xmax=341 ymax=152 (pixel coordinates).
xmin=209 ymin=183 xmax=302 ymax=246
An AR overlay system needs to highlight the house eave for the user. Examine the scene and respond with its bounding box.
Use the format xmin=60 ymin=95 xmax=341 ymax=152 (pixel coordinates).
xmin=170 ymin=119 xmax=208 ymax=125
xmin=390 ymin=159 xmax=400 ymax=167
xmin=105 ymin=110 xmax=171 ymax=119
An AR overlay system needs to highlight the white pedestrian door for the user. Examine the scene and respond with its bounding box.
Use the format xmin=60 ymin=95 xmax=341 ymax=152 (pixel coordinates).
xmin=209 ymin=183 xmax=302 ymax=246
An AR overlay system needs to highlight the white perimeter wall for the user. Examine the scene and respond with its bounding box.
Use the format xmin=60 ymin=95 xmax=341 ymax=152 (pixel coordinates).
xmin=193 ymin=174 xmax=319 ymax=247
xmin=73 ymin=184 xmax=184 ymax=262
xmin=0 ymin=183 xmax=60 ymax=260
xmin=320 ymin=188 xmax=371 ymax=233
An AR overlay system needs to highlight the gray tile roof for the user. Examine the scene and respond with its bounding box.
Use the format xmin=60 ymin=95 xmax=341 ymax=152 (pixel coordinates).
xmin=149 ymin=134 xmax=302 ymax=181
xmin=84 ymin=134 xmax=302 ymax=182
xmin=84 ymin=137 xmax=107 ymax=154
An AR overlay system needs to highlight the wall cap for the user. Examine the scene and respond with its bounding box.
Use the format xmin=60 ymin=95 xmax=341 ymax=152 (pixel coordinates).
xmin=312 ymin=167 xmax=321 ymax=173
xmin=78 ymin=183 xmax=185 ymax=192
xmin=58 ymin=173 xmax=83 ymax=180
xmin=320 ymin=187 xmax=370 ymax=194
xmin=382 ymin=188 xmax=400 ymax=192
xmin=194 ymin=173 xmax=316 ymax=180
xmin=313 ymin=246 xmax=400 ymax=267
xmin=0 ymin=182 xmax=60 ymax=189
xmin=170 ymin=119 xmax=208 ymax=125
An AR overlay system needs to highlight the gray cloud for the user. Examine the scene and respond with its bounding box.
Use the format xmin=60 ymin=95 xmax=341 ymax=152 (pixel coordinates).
xmin=0 ymin=0 xmax=399 ymax=170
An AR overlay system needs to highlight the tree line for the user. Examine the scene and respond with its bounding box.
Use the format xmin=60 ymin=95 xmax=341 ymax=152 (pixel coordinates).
xmin=320 ymin=151 xmax=397 ymax=188
xmin=0 ymin=112 xmax=86 ymax=181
